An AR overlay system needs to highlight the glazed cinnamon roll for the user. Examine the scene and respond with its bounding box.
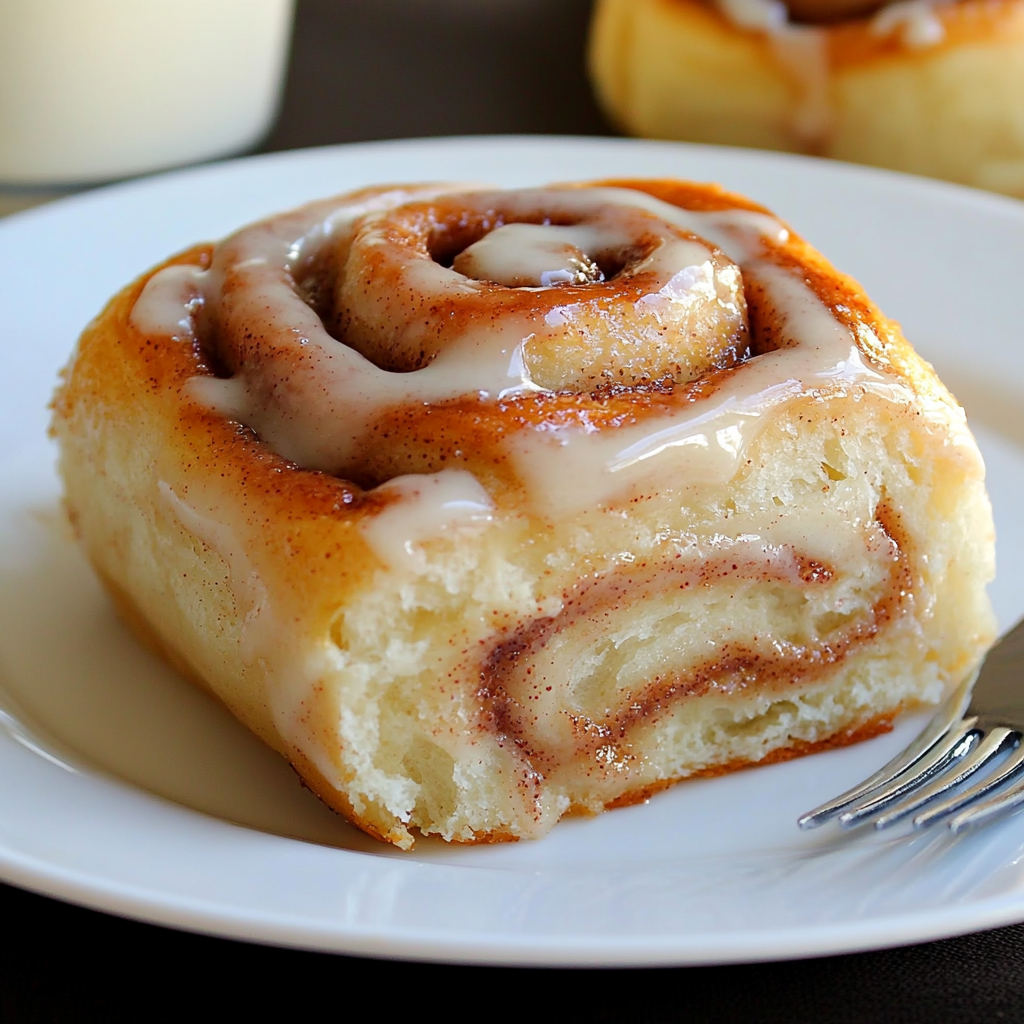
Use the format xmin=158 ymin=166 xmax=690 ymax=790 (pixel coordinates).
xmin=51 ymin=179 xmax=996 ymax=848
xmin=590 ymin=0 xmax=1024 ymax=197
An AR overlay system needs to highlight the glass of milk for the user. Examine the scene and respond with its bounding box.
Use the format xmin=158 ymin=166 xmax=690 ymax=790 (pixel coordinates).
xmin=0 ymin=0 xmax=295 ymax=186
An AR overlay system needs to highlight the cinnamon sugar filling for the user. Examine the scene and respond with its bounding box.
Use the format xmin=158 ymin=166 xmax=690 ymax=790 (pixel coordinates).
xmin=476 ymin=505 xmax=912 ymax=799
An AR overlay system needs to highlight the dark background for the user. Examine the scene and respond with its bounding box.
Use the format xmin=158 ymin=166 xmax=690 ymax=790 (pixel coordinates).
xmin=261 ymin=0 xmax=612 ymax=150
xmin=4 ymin=1 xmax=1023 ymax=1020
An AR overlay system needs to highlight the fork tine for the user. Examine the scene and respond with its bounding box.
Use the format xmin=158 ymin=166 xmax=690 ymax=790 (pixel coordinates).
xmin=835 ymin=718 xmax=979 ymax=828
xmin=869 ymin=727 xmax=1018 ymax=829
xmin=949 ymin=772 xmax=1024 ymax=833
xmin=797 ymin=672 xmax=977 ymax=830
xmin=914 ymin=739 xmax=1024 ymax=831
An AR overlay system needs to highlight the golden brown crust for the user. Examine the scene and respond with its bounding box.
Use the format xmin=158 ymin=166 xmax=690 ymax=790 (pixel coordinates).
xmin=603 ymin=713 xmax=897 ymax=809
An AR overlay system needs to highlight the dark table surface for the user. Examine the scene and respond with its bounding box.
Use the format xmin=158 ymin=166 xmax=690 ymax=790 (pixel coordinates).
xmin=4 ymin=2 xmax=1024 ymax=1019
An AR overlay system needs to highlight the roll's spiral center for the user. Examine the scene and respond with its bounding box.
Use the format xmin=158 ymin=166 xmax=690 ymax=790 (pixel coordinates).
xmin=451 ymin=223 xmax=604 ymax=288
xmin=333 ymin=188 xmax=751 ymax=391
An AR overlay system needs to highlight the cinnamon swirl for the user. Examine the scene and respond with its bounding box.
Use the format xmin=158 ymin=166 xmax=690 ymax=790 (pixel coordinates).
xmin=590 ymin=0 xmax=1024 ymax=197
xmin=51 ymin=178 xmax=996 ymax=848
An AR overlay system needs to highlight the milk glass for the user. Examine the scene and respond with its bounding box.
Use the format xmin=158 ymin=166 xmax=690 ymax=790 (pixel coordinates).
xmin=0 ymin=0 xmax=295 ymax=185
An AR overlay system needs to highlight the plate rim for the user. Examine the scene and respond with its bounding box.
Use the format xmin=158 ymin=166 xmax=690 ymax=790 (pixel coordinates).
xmin=3 ymin=134 xmax=1024 ymax=966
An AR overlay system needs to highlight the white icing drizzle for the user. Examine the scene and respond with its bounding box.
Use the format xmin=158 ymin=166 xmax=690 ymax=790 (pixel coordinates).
xmin=133 ymin=184 xmax=918 ymax=550
xmin=359 ymin=470 xmax=494 ymax=572
xmin=715 ymin=0 xmax=831 ymax=146
xmin=718 ymin=0 xmax=790 ymax=31
xmin=871 ymin=0 xmax=946 ymax=47
xmin=769 ymin=28 xmax=832 ymax=145
xmin=131 ymin=264 xmax=205 ymax=342
xmin=713 ymin=0 xmax=949 ymax=146
xmin=157 ymin=481 xmax=342 ymax=780
xmin=157 ymin=480 xmax=270 ymax=666
xmin=452 ymin=222 xmax=603 ymax=287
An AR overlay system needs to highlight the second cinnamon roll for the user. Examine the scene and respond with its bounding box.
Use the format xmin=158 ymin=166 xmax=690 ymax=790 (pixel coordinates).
xmin=590 ymin=0 xmax=1024 ymax=197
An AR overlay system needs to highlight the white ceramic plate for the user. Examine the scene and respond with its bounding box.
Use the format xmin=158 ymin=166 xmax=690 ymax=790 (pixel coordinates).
xmin=2 ymin=137 xmax=1024 ymax=966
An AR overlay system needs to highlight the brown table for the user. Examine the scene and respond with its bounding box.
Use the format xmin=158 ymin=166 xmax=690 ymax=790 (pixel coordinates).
xmin=3 ymin=2 xmax=1023 ymax=1018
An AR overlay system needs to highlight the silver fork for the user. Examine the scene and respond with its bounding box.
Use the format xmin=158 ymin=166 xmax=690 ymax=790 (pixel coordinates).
xmin=799 ymin=618 xmax=1024 ymax=834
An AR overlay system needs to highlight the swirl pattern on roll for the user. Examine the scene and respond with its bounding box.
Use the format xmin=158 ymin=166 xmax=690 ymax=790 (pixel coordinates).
xmin=132 ymin=180 xmax=917 ymax=502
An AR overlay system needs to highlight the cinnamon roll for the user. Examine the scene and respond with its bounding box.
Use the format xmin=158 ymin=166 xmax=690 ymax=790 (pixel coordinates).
xmin=590 ymin=0 xmax=1024 ymax=197
xmin=51 ymin=178 xmax=996 ymax=848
